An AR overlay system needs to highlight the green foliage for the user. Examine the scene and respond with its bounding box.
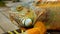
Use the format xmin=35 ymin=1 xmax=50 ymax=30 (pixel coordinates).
xmin=0 ymin=0 xmax=5 ymax=7
xmin=12 ymin=0 xmax=20 ymax=2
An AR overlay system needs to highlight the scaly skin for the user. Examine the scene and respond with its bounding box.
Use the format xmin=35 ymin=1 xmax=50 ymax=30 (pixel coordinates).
xmin=21 ymin=21 xmax=46 ymax=34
